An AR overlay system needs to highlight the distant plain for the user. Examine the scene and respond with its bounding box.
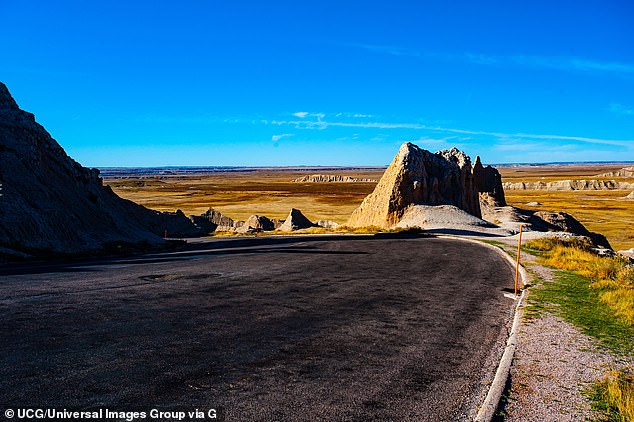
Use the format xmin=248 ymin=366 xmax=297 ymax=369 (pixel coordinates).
xmin=104 ymin=163 xmax=634 ymax=250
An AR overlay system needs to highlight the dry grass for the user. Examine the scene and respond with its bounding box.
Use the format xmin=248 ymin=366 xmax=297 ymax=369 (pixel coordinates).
xmin=591 ymin=370 xmax=634 ymax=422
xmin=526 ymin=238 xmax=634 ymax=326
xmin=105 ymin=170 xmax=382 ymax=224
xmin=499 ymin=164 xmax=633 ymax=251
xmin=505 ymin=189 xmax=633 ymax=251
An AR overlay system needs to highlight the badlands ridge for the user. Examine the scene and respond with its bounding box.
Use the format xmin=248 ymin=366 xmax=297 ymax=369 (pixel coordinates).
xmin=0 ymin=82 xmax=613 ymax=257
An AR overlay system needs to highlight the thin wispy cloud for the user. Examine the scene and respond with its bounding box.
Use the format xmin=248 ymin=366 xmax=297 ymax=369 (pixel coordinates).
xmin=271 ymin=133 xmax=294 ymax=142
xmin=270 ymin=114 xmax=633 ymax=148
xmin=505 ymin=55 xmax=634 ymax=74
xmin=609 ymin=103 xmax=634 ymax=116
xmin=292 ymin=111 xmax=325 ymax=120
xmin=348 ymin=43 xmax=634 ymax=75
xmin=348 ymin=43 xmax=421 ymax=57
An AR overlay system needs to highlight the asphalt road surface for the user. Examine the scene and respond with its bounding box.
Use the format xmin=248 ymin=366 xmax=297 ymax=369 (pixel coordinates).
xmin=0 ymin=235 xmax=516 ymax=421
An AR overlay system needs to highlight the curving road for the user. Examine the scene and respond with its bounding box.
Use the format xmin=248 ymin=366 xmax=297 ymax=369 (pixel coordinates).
xmin=0 ymin=235 xmax=515 ymax=421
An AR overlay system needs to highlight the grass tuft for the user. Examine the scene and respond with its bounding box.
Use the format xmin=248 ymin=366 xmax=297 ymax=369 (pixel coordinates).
xmin=589 ymin=369 xmax=634 ymax=422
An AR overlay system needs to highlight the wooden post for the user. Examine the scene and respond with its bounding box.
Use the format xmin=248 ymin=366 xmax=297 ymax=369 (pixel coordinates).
xmin=515 ymin=224 xmax=523 ymax=297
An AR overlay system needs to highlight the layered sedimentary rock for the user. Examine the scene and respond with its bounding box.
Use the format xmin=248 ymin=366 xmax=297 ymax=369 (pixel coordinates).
xmin=237 ymin=215 xmax=275 ymax=233
xmin=503 ymin=180 xmax=634 ymax=191
xmin=292 ymin=174 xmax=377 ymax=183
xmin=595 ymin=167 xmax=634 ymax=178
xmin=190 ymin=207 xmax=235 ymax=232
xmin=278 ymin=208 xmax=315 ymax=231
xmin=347 ymin=143 xmax=491 ymax=228
xmin=473 ymin=156 xmax=506 ymax=207
xmin=0 ymin=82 xmax=199 ymax=255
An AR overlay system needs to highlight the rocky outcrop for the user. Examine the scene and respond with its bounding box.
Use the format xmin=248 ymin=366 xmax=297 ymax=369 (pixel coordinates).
xmin=278 ymin=208 xmax=315 ymax=231
xmin=0 ymin=82 xmax=199 ymax=256
xmin=236 ymin=215 xmax=275 ymax=233
xmin=503 ymin=180 xmax=634 ymax=191
xmin=483 ymin=205 xmax=612 ymax=249
xmin=315 ymin=220 xmax=340 ymax=229
xmin=595 ymin=167 xmax=634 ymax=178
xmin=626 ymin=191 xmax=634 ymax=199
xmin=531 ymin=211 xmax=611 ymax=249
xmin=348 ymin=143 xmax=495 ymax=228
xmin=292 ymin=174 xmax=377 ymax=183
xmin=473 ymin=156 xmax=506 ymax=207
xmin=190 ymin=207 xmax=234 ymax=232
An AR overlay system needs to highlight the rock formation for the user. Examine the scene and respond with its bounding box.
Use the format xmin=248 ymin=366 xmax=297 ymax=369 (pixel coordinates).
xmin=315 ymin=220 xmax=340 ymax=229
xmin=236 ymin=215 xmax=275 ymax=233
xmin=473 ymin=156 xmax=506 ymax=207
xmin=0 ymin=82 xmax=199 ymax=256
xmin=292 ymin=174 xmax=377 ymax=183
xmin=595 ymin=167 xmax=634 ymax=178
xmin=278 ymin=208 xmax=315 ymax=231
xmin=347 ymin=143 xmax=491 ymax=228
xmin=626 ymin=191 xmax=634 ymax=199
xmin=503 ymin=180 xmax=634 ymax=191
xmin=190 ymin=207 xmax=234 ymax=232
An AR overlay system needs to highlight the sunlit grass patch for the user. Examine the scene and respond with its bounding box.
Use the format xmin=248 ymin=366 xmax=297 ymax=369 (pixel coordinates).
xmin=589 ymin=369 xmax=634 ymax=422
xmin=525 ymin=238 xmax=634 ymax=327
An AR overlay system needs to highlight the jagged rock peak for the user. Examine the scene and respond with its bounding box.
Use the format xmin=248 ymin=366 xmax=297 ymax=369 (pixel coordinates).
xmin=0 ymin=82 xmax=20 ymax=110
xmin=347 ymin=142 xmax=484 ymax=228
xmin=278 ymin=208 xmax=315 ymax=231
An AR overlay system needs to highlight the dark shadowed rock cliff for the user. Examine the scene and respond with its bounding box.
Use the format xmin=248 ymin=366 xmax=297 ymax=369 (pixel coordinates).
xmin=0 ymin=82 xmax=199 ymax=256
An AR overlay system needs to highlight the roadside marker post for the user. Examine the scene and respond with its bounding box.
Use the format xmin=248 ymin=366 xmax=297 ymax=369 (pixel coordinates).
xmin=514 ymin=224 xmax=523 ymax=297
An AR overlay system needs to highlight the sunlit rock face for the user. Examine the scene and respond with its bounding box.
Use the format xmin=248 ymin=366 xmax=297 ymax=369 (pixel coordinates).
xmin=348 ymin=142 xmax=504 ymax=228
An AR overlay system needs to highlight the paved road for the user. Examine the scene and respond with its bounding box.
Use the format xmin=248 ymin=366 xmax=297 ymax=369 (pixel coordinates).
xmin=0 ymin=235 xmax=515 ymax=421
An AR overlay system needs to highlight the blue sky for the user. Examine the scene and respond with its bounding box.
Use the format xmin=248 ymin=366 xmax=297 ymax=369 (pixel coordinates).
xmin=1 ymin=0 xmax=633 ymax=166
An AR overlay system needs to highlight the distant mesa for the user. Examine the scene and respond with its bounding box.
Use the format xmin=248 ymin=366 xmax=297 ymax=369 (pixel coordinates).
xmin=504 ymin=179 xmax=634 ymax=191
xmin=504 ymin=166 xmax=634 ymax=192
xmin=292 ymin=174 xmax=377 ymax=183
xmin=595 ymin=166 xmax=634 ymax=178
xmin=0 ymin=82 xmax=200 ymax=257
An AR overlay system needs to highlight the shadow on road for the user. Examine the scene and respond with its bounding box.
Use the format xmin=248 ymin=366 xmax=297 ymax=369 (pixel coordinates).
xmin=0 ymin=234 xmax=433 ymax=276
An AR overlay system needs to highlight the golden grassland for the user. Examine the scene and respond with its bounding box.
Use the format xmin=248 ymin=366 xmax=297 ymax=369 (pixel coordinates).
xmin=105 ymin=170 xmax=382 ymax=224
xmin=104 ymin=164 xmax=633 ymax=249
xmin=499 ymin=166 xmax=633 ymax=251
xmin=527 ymin=237 xmax=633 ymax=325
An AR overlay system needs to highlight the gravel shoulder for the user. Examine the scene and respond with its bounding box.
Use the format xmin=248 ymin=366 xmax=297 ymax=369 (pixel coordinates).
xmin=486 ymin=241 xmax=633 ymax=421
